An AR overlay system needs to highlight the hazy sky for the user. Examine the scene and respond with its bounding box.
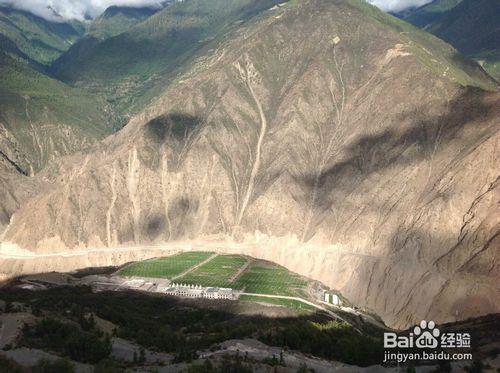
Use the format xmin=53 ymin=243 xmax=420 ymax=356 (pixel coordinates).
xmin=0 ymin=0 xmax=164 ymax=21
xmin=0 ymin=0 xmax=434 ymax=21
xmin=367 ymin=0 xmax=433 ymax=12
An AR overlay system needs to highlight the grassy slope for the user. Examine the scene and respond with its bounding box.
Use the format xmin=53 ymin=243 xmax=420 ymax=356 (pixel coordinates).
xmin=51 ymin=0 xmax=293 ymax=117
xmin=0 ymin=6 xmax=84 ymax=65
xmin=402 ymin=0 xmax=463 ymax=26
xmin=233 ymin=263 xmax=309 ymax=297
xmin=120 ymin=254 xmax=312 ymax=298
xmin=0 ymin=52 xmax=114 ymax=172
xmin=348 ymin=0 xmax=497 ymax=89
xmin=0 ymin=286 xmax=383 ymax=366
xmin=86 ymin=6 xmax=160 ymax=40
xmin=52 ymin=0 xmax=497 ymax=123
xmin=179 ymin=255 xmax=248 ymax=286
xmin=118 ymin=252 xmax=213 ymax=278
xmin=400 ymin=0 xmax=500 ymax=81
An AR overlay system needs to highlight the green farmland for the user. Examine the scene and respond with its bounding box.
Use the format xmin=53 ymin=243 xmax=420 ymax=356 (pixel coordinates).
xmin=233 ymin=263 xmax=309 ymax=297
xmin=118 ymin=251 xmax=213 ymax=278
xmin=119 ymin=253 xmax=312 ymax=301
xmin=179 ymin=255 xmax=248 ymax=287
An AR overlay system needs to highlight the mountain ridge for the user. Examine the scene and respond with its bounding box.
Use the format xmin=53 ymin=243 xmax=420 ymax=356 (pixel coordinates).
xmin=399 ymin=0 xmax=500 ymax=80
xmin=85 ymin=5 xmax=164 ymax=40
xmin=0 ymin=50 xmax=118 ymax=175
xmin=1 ymin=0 xmax=498 ymax=330
xmin=0 ymin=5 xmax=84 ymax=65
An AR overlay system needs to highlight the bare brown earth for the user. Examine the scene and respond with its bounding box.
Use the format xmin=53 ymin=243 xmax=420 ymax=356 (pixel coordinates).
xmin=0 ymin=0 xmax=499 ymax=329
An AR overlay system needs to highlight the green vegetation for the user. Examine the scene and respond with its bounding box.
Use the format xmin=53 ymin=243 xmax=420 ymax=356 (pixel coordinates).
xmin=0 ymin=286 xmax=383 ymax=367
xmin=476 ymin=51 xmax=500 ymax=82
xmin=118 ymin=254 xmax=312 ymax=300
xmin=179 ymin=255 xmax=248 ymax=287
xmin=52 ymin=0 xmax=289 ymax=116
xmin=399 ymin=0 xmax=500 ymax=81
xmin=0 ymin=52 xmax=116 ymax=172
xmin=22 ymin=318 xmax=111 ymax=364
xmin=260 ymin=320 xmax=382 ymax=366
xmin=239 ymin=294 xmax=315 ymax=311
xmin=33 ymin=358 xmax=75 ymax=373
xmin=233 ymin=262 xmax=309 ymax=297
xmin=86 ymin=6 xmax=159 ymax=40
xmin=400 ymin=0 xmax=463 ymax=25
xmin=118 ymin=251 xmax=213 ymax=278
xmin=0 ymin=6 xmax=84 ymax=65
xmin=347 ymin=0 xmax=497 ymax=89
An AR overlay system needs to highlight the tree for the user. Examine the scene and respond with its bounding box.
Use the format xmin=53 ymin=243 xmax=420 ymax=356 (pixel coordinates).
xmin=33 ymin=358 xmax=74 ymax=373
xmin=139 ymin=346 xmax=146 ymax=364
xmin=94 ymin=358 xmax=123 ymax=373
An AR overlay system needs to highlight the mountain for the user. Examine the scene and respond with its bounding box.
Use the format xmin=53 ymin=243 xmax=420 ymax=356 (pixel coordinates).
xmin=398 ymin=0 xmax=462 ymax=25
xmin=86 ymin=5 xmax=163 ymax=40
xmin=399 ymin=0 xmax=500 ymax=80
xmin=2 ymin=0 xmax=498 ymax=331
xmin=0 ymin=51 xmax=117 ymax=175
xmin=51 ymin=0 xmax=307 ymax=118
xmin=0 ymin=6 xmax=84 ymax=66
xmin=0 ymin=6 xmax=118 ymax=234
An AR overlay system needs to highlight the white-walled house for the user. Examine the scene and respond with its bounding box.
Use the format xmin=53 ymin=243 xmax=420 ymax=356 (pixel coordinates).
xmin=162 ymin=283 xmax=238 ymax=300
xmin=323 ymin=292 xmax=341 ymax=306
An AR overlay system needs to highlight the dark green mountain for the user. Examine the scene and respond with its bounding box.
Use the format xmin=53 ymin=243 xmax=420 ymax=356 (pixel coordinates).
xmin=398 ymin=0 xmax=462 ymax=24
xmin=51 ymin=0 xmax=295 ymax=117
xmin=0 ymin=6 xmax=84 ymax=65
xmin=86 ymin=5 xmax=162 ymax=40
xmin=400 ymin=0 xmax=500 ymax=80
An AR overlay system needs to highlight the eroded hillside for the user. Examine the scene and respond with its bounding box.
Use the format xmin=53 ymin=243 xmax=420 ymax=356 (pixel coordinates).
xmin=0 ymin=52 xmax=117 ymax=174
xmin=1 ymin=0 xmax=499 ymax=329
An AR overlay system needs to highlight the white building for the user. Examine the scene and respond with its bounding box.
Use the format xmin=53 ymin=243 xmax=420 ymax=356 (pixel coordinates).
xmin=162 ymin=283 xmax=237 ymax=300
xmin=122 ymin=279 xmax=145 ymax=289
xmin=205 ymin=287 xmax=235 ymax=299
xmin=324 ymin=292 xmax=341 ymax=306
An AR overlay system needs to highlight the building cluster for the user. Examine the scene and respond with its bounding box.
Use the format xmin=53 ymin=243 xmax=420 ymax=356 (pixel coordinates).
xmin=79 ymin=276 xmax=239 ymax=300
xmin=323 ymin=292 xmax=341 ymax=306
xmin=163 ymin=283 xmax=238 ymax=300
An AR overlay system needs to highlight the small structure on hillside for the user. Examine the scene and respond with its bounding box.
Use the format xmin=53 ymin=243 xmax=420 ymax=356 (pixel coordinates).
xmin=163 ymin=283 xmax=238 ymax=300
xmin=323 ymin=292 xmax=341 ymax=306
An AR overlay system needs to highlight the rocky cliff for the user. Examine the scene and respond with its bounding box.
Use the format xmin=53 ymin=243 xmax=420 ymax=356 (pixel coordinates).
xmin=1 ymin=0 xmax=498 ymax=329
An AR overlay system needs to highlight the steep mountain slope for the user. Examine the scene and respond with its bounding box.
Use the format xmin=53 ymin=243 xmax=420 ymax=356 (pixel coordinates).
xmin=86 ymin=5 xmax=162 ymax=40
xmin=0 ymin=162 xmax=41 ymax=236
xmin=398 ymin=0 xmax=462 ymax=25
xmin=400 ymin=0 xmax=500 ymax=80
xmin=0 ymin=52 xmax=116 ymax=174
xmin=2 ymin=0 xmax=498 ymax=329
xmin=51 ymin=0 xmax=326 ymax=117
xmin=0 ymin=6 xmax=84 ymax=65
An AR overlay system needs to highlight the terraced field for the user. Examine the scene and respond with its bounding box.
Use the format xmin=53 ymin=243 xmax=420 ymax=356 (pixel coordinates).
xmin=178 ymin=255 xmax=248 ymax=287
xmin=233 ymin=263 xmax=309 ymax=297
xmin=118 ymin=252 xmax=213 ymax=278
xmin=118 ymin=253 xmax=312 ymax=301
